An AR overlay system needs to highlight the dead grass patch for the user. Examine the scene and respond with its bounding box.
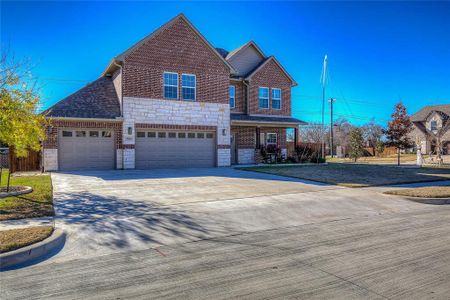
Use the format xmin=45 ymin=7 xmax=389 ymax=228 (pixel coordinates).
xmin=0 ymin=226 xmax=54 ymax=253
xmin=241 ymin=163 xmax=450 ymax=187
xmin=385 ymin=186 xmax=450 ymax=198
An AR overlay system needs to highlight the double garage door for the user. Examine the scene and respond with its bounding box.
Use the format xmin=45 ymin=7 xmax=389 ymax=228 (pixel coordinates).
xmin=58 ymin=129 xmax=115 ymax=171
xmin=135 ymin=130 xmax=216 ymax=169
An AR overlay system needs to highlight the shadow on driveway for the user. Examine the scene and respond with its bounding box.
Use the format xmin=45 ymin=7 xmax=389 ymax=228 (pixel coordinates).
xmin=55 ymin=191 xmax=210 ymax=250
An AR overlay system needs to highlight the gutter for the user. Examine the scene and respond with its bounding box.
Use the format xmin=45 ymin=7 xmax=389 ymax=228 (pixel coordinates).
xmin=47 ymin=117 xmax=123 ymax=122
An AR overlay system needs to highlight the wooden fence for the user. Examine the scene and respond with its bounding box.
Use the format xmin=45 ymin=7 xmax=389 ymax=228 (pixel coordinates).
xmin=287 ymin=142 xmax=322 ymax=157
xmin=8 ymin=147 xmax=41 ymax=173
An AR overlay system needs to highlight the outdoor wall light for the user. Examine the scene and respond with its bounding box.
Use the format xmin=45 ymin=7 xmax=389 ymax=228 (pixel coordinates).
xmin=222 ymin=129 xmax=227 ymax=136
xmin=128 ymin=127 xmax=133 ymax=135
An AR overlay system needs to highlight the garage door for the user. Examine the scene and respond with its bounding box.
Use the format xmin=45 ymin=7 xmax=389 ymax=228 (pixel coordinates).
xmin=135 ymin=130 xmax=215 ymax=169
xmin=58 ymin=129 xmax=115 ymax=170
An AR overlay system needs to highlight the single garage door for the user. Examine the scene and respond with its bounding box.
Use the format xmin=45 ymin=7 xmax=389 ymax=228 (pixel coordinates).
xmin=135 ymin=130 xmax=215 ymax=169
xmin=58 ymin=129 xmax=115 ymax=170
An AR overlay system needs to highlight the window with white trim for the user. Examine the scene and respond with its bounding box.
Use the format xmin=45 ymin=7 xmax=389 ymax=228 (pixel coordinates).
xmin=229 ymin=85 xmax=235 ymax=108
xmin=266 ymin=133 xmax=277 ymax=145
xmin=163 ymin=72 xmax=178 ymax=99
xmin=182 ymin=74 xmax=196 ymax=101
xmin=259 ymin=87 xmax=269 ymax=109
xmin=431 ymin=120 xmax=438 ymax=131
xmin=271 ymin=88 xmax=281 ymax=109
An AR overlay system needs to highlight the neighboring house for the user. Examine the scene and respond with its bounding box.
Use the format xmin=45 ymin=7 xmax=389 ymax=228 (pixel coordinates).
xmin=409 ymin=104 xmax=450 ymax=155
xmin=42 ymin=14 xmax=304 ymax=171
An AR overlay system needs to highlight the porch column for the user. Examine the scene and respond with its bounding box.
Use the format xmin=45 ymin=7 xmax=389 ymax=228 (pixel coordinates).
xmin=294 ymin=127 xmax=299 ymax=146
xmin=256 ymin=127 xmax=261 ymax=148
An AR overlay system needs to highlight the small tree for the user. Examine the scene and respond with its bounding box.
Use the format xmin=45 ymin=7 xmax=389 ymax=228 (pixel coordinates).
xmin=375 ymin=139 xmax=385 ymax=157
xmin=0 ymin=50 xmax=47 ymax=191
xmin=348 ymin=127 xmax=364 ymax=162
xmin=385 ymin=102 xmax=413 ymax=166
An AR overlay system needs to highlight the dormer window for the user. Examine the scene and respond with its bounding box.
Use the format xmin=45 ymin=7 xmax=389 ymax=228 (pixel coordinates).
xmin=431 ymin=120 xmax=437 ymax=131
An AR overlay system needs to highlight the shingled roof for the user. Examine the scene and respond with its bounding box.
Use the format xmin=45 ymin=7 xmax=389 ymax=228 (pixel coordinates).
xmin=43 ymin=76 xmax=121 ymax=119
xmin=410 ymin=104 xmax=450 ymax=122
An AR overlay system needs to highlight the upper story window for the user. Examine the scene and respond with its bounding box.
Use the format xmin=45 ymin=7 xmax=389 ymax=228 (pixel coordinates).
xmin=182 ymin=74 xmax=196 ymax=101
xmin=163 ymin=72 xmax=178 ymax=99
xmin=229 ymin=85 xmax=235 ymax=108
xmin=258 ymin=87 xmax=269 ymax=109
xmin=431 ymin=120 xmax=438 ymax=131
xmin=266 ymin=133 xmax=277 ymax=145
xmin=271 ymin=88 xmax=281 ymax=110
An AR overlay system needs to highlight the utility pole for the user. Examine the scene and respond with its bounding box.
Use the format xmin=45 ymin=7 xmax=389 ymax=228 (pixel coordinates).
xmin=329 ymin=98 xmax=335 ymax=158
xmin=320 ymin=55 xmax=328 ymax=159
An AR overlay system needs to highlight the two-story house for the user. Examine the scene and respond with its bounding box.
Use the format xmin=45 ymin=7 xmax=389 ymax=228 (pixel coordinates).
xmin=42 ymin=14 xmax=304 ymax=171
xmin=409 ymin=104 xmax=450 ymax=155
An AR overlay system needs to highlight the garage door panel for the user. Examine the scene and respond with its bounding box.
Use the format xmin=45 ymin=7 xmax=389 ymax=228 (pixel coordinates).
xmin=59 ymin=129 xmax=115 ymax=170
xmin=136 ymin=130 xmax=215 ymax=169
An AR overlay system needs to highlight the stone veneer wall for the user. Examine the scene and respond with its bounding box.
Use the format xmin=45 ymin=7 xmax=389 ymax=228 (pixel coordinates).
xmin=123 ymin=97 xmax=231 ymax=167
xmin=237 ymin=149 xmax=255 ymax=164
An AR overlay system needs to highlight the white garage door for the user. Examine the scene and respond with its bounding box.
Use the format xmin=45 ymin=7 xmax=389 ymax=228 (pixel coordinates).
xmin=58 ymin=129 xmax=115 ymax=170
xmin=135 ymin=130 xmax=216 ymax=169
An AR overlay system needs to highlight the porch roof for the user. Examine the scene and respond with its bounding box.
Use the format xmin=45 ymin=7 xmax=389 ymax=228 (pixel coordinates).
xmin=231 ymin=114 xmax=306 ymax=127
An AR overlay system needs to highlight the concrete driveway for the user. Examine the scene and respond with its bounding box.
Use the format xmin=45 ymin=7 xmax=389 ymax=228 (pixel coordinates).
xmin=2 ymin=168 xmax=450 ymax=299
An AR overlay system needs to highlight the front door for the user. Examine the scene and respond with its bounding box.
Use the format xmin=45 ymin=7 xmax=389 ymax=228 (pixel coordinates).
xmin=231 ymin=133 xmax=237 ymax=165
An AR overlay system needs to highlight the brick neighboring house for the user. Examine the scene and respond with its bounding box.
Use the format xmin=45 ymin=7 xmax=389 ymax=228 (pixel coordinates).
xmin=409 ymin=104 xmax=450 ymax=155
xmin=42 ymin=14 xmax=304 ymax=171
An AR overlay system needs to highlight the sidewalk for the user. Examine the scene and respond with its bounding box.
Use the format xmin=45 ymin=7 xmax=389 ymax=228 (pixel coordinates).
xmin=0 ymin=217 xmax=55 ymax=230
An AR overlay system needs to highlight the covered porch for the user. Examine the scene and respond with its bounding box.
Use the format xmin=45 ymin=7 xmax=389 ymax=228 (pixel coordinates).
xmin=230 ymin=114 xmax=306 ymax=165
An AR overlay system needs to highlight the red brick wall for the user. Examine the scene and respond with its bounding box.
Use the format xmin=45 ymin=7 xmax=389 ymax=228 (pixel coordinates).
xmin=232 ymin=126 xmax=287 ymax=148
xmin=44 ymin=120 xmax=123 ymax=149
xmin=248 ymin=59 xmax=292 ymax=116
xmin=123 ymin=18 xmax=230 ymax=104
xmin=232 ymin=126 xmax=256 ymax=148
xmin=230 ymin=80 xmax=245 ymax=113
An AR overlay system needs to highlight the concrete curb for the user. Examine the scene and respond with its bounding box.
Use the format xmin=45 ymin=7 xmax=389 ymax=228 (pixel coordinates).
xmin=0 ymin=186 xmax=33 ymax=198
xmin=0 ymin=228 xmax=66 ymax=270
xmin=406 ymin=197 xmax=450 ymax=205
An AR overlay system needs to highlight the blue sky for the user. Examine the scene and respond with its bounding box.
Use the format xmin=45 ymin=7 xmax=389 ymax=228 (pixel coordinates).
xmin=2 ymin=1 xmax=449 ymax=126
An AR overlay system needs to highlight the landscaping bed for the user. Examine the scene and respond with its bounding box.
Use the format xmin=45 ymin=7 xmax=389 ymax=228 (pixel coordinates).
xmin=384 ymin=186 xmax=450 ymax=198
xmin=240 ymin=163 xmax=450 ymax=187
xmin=0 ymin=226 xmax=54 ymax=253
xmin=0 ymin=170 xmax=54 ymax=221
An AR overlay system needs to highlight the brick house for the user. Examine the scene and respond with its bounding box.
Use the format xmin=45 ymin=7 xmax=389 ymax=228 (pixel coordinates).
xmin=43 ymin=14 xmax=304 ymax=171
xmin=409 ymin=104 xmax=450 ymax=155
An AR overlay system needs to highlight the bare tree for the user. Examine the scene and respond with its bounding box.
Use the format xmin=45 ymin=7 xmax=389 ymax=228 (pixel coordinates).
xmin=361 ymin=120 xmax=384 ymax=156
xmin=299 ymin=123 xmax=328 ymax=144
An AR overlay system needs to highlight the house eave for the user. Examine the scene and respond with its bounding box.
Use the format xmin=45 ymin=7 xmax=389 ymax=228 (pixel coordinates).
xmin=47 ymin=117 xmax=124 ymax=123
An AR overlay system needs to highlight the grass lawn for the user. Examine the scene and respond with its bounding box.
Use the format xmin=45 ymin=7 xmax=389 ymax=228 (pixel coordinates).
xmin=0 ymin=170 xmax=54 ymax=221
xmin=385 ymin=186 xmax=450 ymax=198
xmin=327 ymin=154 xmax=417 ymax=165
xmin=0 ymin=226 xmax=54 ymax=253
xmin=240 ymin=163 xmax=450 ymax=187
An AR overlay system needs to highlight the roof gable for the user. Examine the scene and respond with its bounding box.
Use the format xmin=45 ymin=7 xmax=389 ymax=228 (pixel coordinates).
xmin=245 ymin=56 xmax=298 ymax=87
xmin=226 ymin=41 xmax=266 ymax=77
xmin=103 ymin=14 xmax=235 ymax=75
xmin=410 ymin=104 xmax=450 ymax=122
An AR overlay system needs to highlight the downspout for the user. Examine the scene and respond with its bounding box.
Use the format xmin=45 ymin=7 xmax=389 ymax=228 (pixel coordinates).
xmin=243 ymin=80 xmax=250 ymax=115
xmin=113 ymin=60 xmax=125 ymax=169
